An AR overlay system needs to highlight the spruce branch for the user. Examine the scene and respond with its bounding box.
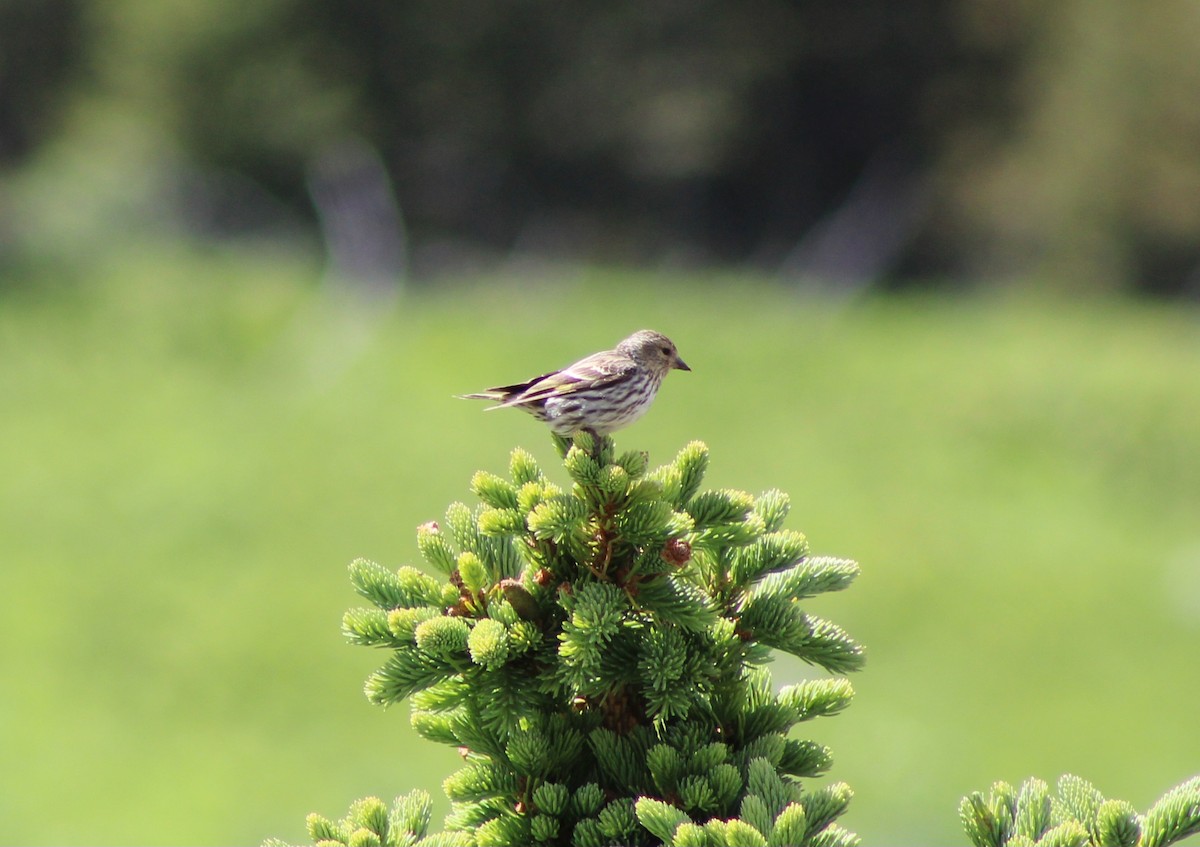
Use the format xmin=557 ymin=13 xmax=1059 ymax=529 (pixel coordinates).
xmin=961 ymin=775 xmax=1200 ymax=847
xmin=276 ymin=434 xmax=863 ymax=847
xmin=1142 ymin=776 xmax=1200 ymax=847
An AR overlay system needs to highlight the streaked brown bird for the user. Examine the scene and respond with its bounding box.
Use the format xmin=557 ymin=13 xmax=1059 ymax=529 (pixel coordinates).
xmin=459 ymin=330 xmax=690 ymax=435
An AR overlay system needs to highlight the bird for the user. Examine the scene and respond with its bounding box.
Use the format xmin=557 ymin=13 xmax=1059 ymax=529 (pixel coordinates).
xmin=459 ymin=330 xmax=690 ymax=435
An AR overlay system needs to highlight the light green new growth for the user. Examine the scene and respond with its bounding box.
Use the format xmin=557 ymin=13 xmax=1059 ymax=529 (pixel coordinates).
xmin=280 ymin=433 xmax=864 ymax=847
xmin=960 ymin=774 xmax=1200 ymax=847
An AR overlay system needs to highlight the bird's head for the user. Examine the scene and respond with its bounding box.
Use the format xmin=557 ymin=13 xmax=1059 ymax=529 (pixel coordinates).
xmin=620 ymin=330 xmax=691 ymax=375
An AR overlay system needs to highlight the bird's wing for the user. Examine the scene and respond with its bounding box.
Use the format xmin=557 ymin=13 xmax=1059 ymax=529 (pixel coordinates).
xmin=487 ymin=351 xmax=636 ymax=408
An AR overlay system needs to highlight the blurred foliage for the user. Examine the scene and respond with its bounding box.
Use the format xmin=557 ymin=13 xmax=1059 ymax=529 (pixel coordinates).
xmin=2 ymin=1 xmax=1199 ymax=292
xmin=0 ymin=0 xmax=84 ymax=163
xmin=1 ymin=257 xmax=1198 ymax=844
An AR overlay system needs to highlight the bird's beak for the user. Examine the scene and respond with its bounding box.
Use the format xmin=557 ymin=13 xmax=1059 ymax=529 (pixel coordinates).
xmin=674 ymin=357 xmax=691 ymax=372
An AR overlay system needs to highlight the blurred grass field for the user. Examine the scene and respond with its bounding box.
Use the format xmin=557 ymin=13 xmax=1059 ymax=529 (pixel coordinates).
xmin=2 ymin=251 xmax=1199 ymax=845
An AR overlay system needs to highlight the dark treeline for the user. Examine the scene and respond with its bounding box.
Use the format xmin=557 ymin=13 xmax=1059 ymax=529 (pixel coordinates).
xmin=4 ymin=0 xmax=1199 ymax=294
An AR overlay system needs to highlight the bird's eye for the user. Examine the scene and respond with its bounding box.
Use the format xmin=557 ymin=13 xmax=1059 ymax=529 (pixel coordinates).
xmin=661 ymin=346 xmax=671 ymax=355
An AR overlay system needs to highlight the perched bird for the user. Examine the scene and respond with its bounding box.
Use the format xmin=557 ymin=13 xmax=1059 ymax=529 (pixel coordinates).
xmin=460 ymin=330 xmax=690 ymax=435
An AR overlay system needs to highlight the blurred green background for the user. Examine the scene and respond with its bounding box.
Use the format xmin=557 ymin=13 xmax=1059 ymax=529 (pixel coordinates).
xmin=2 ymin=1 xmax=1200 ymax=845
xmin=3 ymin=262 xmax=1198 ymax=844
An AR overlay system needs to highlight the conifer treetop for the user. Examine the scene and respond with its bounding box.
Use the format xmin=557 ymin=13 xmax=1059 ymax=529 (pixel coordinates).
xmin=278 ymin=433 xmax=865 ymax=847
